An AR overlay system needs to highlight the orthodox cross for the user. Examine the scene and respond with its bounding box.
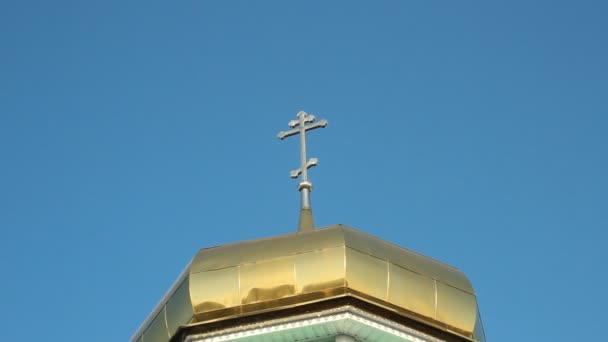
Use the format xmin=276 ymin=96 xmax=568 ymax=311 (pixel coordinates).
xmin=278 ymin=111 xmax=328 ymax=232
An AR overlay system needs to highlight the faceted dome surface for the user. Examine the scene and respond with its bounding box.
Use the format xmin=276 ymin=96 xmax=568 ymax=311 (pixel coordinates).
xmin=132 ymin=225 xmax=484 ymax=342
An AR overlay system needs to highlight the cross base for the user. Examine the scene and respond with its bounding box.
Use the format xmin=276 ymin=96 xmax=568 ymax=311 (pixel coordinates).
xmin=298 ymin=207 xmax=315 ymax=232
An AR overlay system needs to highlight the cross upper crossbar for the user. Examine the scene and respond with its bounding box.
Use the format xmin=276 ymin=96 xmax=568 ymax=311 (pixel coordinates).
xmin=278 ymin=119 xmax=327 ymax=140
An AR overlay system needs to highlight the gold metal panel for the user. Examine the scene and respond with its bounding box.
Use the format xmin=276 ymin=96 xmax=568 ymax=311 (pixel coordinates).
xmin=240 ymin=257 xmax=296 ymax=305
xmin=436 ymin=282 xmax=477 ymax=334
xmin=165 ymin=276 xmax=193 ymax=335
xmin=342 ymin=226 xmax=474 ymax=293
xmin=474 ymin=309 xmax=486 ymax=342
xmin=190 ymin=267 xmax=240 ymax=314
xmin=345 ymin=247 xmax=388 ymax=300
xmin=293 ymin=227 xmax=347 ymax=252
xmin=143 ymin=308 xmax=169 ymax=342
xmin=387 ymin=263 xmax=436 ymax=320
xmin=190 ymin=227 xmax=346 ymax=273
xmin=294 ymin=246 xmax=346 ymax=293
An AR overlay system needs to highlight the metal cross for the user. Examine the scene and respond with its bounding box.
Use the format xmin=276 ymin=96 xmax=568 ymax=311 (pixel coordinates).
xmin=278 ymin=111 xmax=328 ymax=231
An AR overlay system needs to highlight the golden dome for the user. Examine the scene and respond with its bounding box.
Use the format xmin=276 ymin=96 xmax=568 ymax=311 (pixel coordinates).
xmin=131 ymin=225 xmax=485 ymax=342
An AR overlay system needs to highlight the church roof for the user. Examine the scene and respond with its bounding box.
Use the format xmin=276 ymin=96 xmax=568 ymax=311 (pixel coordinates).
xmin=131 ymin=225 xmax=485 ymax=342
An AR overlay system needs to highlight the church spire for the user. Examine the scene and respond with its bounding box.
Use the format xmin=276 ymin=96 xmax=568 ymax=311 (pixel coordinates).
xmin=278 ymin=111 xmax=328 ymax=232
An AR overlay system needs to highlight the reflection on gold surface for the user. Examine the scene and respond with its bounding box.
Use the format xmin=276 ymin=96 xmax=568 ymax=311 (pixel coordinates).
xmin=388 ymin=263 xmax=436 ymax=320
xmin=133 ymin=225 xmax=483 ymax=342
xmin=243 ymin=284 xmax=296 ymax=304
xmin=240 ymin=257 xmax=296 ymax=304
xmin=296 ymin=246 xmax=345 ymax=293
xmin=190 ymin=267 xmax=239 ymax=313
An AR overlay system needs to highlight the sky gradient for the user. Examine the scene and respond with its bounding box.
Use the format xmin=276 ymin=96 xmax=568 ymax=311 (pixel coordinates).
xmin=1 ymin=1 xmax=606 ymax=341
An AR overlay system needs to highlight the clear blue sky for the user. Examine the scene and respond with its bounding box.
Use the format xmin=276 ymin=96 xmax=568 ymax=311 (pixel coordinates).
xmin=1 ymin=1 xmax=606 ymax=341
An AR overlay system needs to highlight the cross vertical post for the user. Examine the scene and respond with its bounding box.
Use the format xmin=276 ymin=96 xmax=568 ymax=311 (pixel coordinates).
xmin=278 ymin=111 xmax=328 ymax=232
